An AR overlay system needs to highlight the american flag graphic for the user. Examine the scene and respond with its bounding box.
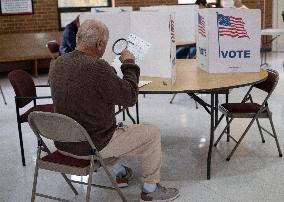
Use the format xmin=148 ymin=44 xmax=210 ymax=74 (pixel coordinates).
xmin=198 ymin=13 xmax=206 ymax=37
xmin=217 ymin=13 xmax=249 ymax=38
xmin=170 ymin=19 xmax=175 ymax=43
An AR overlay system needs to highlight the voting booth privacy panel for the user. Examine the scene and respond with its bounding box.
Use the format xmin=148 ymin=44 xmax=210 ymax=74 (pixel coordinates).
xmin=91 ymin=7 xmax=133 ymax=13
xmin=196 ymin=8 xmax=261 ymax=73
xmin=140 ymin=5 xmax=197 ymax=43
xmin=80 ymin=12 xmax=176 ymax=83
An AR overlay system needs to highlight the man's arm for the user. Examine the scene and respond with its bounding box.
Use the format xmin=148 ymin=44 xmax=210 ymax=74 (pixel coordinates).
xmin=96 ymin=59 xmax=140 ymax=107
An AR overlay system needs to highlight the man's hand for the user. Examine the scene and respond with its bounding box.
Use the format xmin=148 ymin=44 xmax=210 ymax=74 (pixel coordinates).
xmin=119 ymin=49 xmax=135 ymax=63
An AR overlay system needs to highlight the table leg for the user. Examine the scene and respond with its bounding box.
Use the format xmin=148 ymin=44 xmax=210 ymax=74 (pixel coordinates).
xmin=214 ymin=94 xmax=218 ymax=127
xmin=263 ymin=35 xmax=269 ymax=67
xmin=207 ymin=93 xmax=215 ymax=180
xmin=32 ymin=59 xmax=38 ymax=77
xmin=226 ymin=93 xmax=230 ymax=142
xmin=122 ymin=110 xmax=126 ymax=121
xmin=136 ymin=100 xmax=140 ymax=124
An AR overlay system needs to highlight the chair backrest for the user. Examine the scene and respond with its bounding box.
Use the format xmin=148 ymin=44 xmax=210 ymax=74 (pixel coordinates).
xmin=46 ymin=40 xmax=60 ymax=59
xmin=8 ymin=70 xmax=36 ymax=108
xmin=254 ymin=69 xmax=279 ymax=95
xmin=28 ymin=112 xmax=95 ymax=147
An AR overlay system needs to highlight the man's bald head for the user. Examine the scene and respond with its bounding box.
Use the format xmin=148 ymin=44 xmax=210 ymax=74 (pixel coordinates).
xmin=76 ymin=19 xmax=109 ymax=57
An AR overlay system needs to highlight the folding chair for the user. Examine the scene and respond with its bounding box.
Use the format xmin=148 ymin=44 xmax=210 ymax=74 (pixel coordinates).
xmin=46 ymin=40 xmax=60 ymax=59
xmin=214 ymin=69 xmax=282 ymax=161
xmin=8 ymin=70 xmax=53 ymax=166
xmin=28 ymin=111 xmax=127 ymax=202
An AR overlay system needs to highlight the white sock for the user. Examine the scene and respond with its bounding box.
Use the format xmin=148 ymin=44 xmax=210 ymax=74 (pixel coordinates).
xmin=143 ymin=183 xmax=157 ymax=193
xmin=112 ymin=163 xmax=126 ymax=176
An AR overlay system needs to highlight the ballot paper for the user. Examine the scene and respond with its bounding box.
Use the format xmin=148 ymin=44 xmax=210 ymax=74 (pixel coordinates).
xmin=138 ymin=80 xmax=152 ymax=88
xmin=111 ymin=34 xmax=151 ymax=77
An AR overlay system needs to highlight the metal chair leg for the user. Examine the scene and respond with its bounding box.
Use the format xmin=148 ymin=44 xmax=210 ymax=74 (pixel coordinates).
xmin=194 ymin=100 xmax=198 ymax=109
xmin=214 ymin=117 xmax=234 ymax=147
xmin=136 ymin=101 xmax=139 ymax=124
xmin=226 ymin=93 xmax=230 ymax=142
xmin=99 ymin=159 xmax=127 ymax=202
xmin=256 ymin=118 xmax=265 ymax=143
xmin=122 ymin=110 xmax=126 ymax=121
xmin=170 ymin=94 xmax=177 ymax=104
xmin=0 ymin=85 xmax=7 ymax=105
xmin=126 ymin=108 xmax=136 ymax=124
xmin=61 ymin=173 xmax=78 ymax=195
xmin=268 ymin=114 xmax=282 ymax=157
xmin=17 ymin=121 xmax=26 ymax=166
xmin=226 ymin=118 xmax=257 ymax=161
xmin=86 ymin=159 xmax=95 ymax=202
xmin=31 ymin=149 xmax=40 ymax=202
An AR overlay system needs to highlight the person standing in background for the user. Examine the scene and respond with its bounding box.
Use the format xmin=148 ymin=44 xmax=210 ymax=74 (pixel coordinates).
xmin=234 ymin=0 xmax=248 ymax=9
xmin=59 ymin=16 xmax=80 ymax=55
xmin=195 ymin=0 xmax=208 ymax=9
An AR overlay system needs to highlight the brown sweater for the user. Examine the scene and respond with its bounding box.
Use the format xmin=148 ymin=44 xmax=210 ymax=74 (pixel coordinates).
xmin=48 ymin=50 xmax=140 ymax=156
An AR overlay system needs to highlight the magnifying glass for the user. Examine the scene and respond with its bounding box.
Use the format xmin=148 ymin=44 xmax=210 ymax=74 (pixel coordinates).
xmin=112 ymin=38 xmax=128 ymax=55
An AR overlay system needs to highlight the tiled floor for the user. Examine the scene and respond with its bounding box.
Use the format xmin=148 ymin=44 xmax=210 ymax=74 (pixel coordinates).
xmin=1 ymin=53 xmax=284 ymax=201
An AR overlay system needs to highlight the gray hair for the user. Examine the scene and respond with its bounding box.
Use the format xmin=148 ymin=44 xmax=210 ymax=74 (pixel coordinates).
xmin=76 ymin=19 xmax=109 ymax=47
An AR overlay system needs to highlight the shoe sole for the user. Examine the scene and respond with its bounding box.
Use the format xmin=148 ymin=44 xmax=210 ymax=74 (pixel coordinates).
xmin=117 ymin=173 xmax=134 ymax=188
xmin=139 ymin=193 xmax=180 ymax=202
xmin=117 ymin=183 xmax=129 ymax=188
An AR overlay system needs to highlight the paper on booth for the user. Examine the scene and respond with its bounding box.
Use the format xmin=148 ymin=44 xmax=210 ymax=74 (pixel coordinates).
xmin=196 ymin=8 xmax=261 ymax=73
xmin=138 ymin=80 xmax=152 ymax=88
xmin=111 ymin=34 xmax=152 ymax=77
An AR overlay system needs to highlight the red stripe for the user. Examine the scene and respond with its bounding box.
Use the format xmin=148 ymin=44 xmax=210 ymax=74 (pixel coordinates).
xmin=199 ymin=26 xmax=205 ymax=30
xmin=219 ymin=30 xmax=248 ymax=35
xmin=219 ymin=26 xmax=247 ymax=32
xmin=199 ymin=29 xmax=205 ymax=34
xmin=219 ymin=33 xmax=249 ymax=38
xmin=219 ymin=29 xmax=247 ymax=34
xmin=219 ymin=32 xmax=248 ymax=36
xmin=229 ymin=18 xmax=244 ymax=23
xmin=230 ymin=22 xmax=245 ymax=27
xmin=230 ymin=16 xmax=243 ymax=21
xmin=229 ymin=19 xmax=245 ymax=25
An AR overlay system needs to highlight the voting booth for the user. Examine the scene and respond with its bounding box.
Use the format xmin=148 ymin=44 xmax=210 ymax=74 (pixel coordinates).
xmin=140 ymin=5 xmax=197 ymax=43
xmin=91 ymin=7 xmax=133 ymax=13
xmin=196 ymin=8 xmax=261 ymax=73
xmin=80 ymin=12 xmax=176 ymax=83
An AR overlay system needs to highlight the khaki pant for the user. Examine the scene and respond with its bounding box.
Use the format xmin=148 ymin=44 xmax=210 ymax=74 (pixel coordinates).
xmin=100 ymin=123 xmax=161 ymax=183
xmin=59 ymin=123 xmax=161 ymax=183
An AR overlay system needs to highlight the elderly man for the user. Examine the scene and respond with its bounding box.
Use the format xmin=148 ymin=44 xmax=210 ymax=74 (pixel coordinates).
xmin=49 ymin=19 xmax=179 ymax=201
